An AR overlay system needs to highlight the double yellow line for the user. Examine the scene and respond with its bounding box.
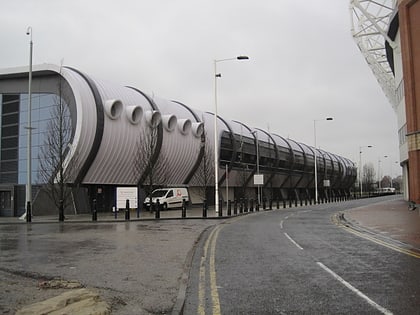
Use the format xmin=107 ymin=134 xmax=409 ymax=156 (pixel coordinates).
xmin=198 ymin=224 xmax=223 ymax=315
xmin=333 ymin=213 xmax=420 ymax=259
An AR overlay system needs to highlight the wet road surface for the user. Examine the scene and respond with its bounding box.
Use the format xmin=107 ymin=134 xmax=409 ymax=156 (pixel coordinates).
xmin=185 ymin=198 xmax=420 ymax=314
xmin=0 ymin=220 xmax=219 ymax=314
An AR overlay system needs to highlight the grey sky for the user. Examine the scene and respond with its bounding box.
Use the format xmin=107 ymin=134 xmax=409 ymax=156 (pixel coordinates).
xmin=0 ymin=0 xmax=400 ymax=177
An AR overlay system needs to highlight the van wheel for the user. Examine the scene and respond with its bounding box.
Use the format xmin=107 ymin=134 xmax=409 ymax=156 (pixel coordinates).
xmin=163 ymin=203 xmax=168 ymax=210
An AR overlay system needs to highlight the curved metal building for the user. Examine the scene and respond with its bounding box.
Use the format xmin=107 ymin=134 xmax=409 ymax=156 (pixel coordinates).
xmin=0 ymin=64 xmax=356 ymax=216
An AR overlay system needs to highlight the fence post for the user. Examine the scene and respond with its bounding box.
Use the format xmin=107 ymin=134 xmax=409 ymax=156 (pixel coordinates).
xmin=227 ymin=200 xmax=232 ymax=216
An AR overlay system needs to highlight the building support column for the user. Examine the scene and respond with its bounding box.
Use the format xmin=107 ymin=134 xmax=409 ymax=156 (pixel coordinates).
xmin=399 ymin=0 xmax=420 ymax=203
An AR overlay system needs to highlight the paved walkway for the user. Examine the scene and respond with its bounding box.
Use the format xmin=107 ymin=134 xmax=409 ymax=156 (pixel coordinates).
xmin=343 ymin=198 xmax=420 ymax=250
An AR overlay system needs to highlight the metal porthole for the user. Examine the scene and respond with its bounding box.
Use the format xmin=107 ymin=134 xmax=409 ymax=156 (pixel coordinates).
xmin=178 ymin=119 xmax=192 ymax=135
xmin=104 ymin=99 xmax=123 ymax=120
xmin=192 ymin=122 xmax=204 ymax=138
xmin=126 ymin=105 xmax=143 ymax=125
xmin=162 ymin=114 xmax=177 ymax=132
xmin=145 ymin=110 xmax=162 ymax=127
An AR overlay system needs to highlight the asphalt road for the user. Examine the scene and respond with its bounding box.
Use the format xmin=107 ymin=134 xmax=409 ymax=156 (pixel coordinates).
xmin=184 ymin=198 xmax=420 ymax=314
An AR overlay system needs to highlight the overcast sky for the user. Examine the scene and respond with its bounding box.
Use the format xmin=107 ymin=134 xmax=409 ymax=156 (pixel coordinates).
xmin=1 ymin=0 xmax=401 ymax=177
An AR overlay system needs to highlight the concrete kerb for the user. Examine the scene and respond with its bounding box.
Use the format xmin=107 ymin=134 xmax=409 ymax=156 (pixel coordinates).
xmin=336 ymin=209 xmax=420 ymax=254
xmin=171 ymin=224 xmax=215 ymax=315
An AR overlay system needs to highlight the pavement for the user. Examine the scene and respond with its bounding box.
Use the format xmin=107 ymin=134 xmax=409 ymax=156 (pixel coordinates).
xmin=342 ymin=197 xmax=420 ymax=251
xmin=1 ymin=197 xmax=419 ymax=314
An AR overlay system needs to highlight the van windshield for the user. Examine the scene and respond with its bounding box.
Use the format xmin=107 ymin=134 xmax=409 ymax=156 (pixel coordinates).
xmin=151 ymin=190 xmax=168 ymax=198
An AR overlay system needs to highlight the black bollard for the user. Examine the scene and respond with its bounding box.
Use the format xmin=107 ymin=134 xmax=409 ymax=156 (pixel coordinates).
xmin=256 ymin=201 xmax=259 ymax=212
xmin=276 ymin=198 xmax=280 ymax=210
xmin=244 ymin=198 xmax=248 ymax=213
xmin=227 ymin=200 xmax=232 ymax=216
xmin=59 ymin=199 xmax=65 ymax=222
xmin=250 ymin=199 xmax=254 ymax=212
xmin=155 ymin=199 xmax=160 ymax=219
xmin=295 ymin=199 xmax=298 ymax=207
xmin=269 ymin=199 xmax=273 ymax=210
xmin=283 ymin=200 xmax=286 ymax=209
xmin=234 ymin=199 xmax=238 ymax=215
xmin=182 ymin=199 xmax=187 ymax=218
xmin=219 ymin=199 xmax=223 ymax=217
xmin=92 ymin=199 xmax=97 ymax=221
xmin=26 ymin=201 xmax=32 ymax=223
xmin=125 ymin=199 xmax=130 ymax=221
xmin=203 ymin=199 xmax=207 ymax=218
xmin=263 ymin=198 xmax=266 ymax=210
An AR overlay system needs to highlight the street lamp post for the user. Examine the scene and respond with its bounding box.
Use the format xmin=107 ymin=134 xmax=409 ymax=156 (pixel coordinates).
xmin=214 ymin=55 xmax=248 ymax=212
xmin=314 ymin=117 xmax=333 ymax=203
xmin=25 ymin=26 xmax=33 ymax=219
xmin=251 ymin=130 xmax=261 ymax=205
xmin=359 ymin=145 xmax=372 ymax=197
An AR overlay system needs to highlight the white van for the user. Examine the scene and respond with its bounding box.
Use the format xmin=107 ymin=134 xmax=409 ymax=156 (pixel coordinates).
xmin=143 ymin=187 xmax=189 ymax=210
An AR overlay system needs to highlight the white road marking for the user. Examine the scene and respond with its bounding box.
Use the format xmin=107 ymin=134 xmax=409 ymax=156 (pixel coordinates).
xmin=284 ymin=232 xmax=303 ymax=250
xmin=317 ymin=262 xmax=393 ymax=315
xmin=279 ymin=220 xmax=284 ymax=229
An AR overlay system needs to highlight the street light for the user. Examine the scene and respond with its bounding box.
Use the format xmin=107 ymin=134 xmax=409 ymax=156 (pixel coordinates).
xmin=25 ymin=26 xmax=33 ymax=220
xmin=251 ymin=130 xmax=261 ymax=205
xmin=359 ymin=145 xmax=372 ymax=197
xmin=214 ymin=55 xmax=249 ymax=212
xmin=314 ymin=117 xmax=333 ymax=203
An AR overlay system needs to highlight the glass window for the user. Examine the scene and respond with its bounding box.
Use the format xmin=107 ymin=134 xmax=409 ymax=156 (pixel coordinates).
xmin=16 ymin=93 xmax=72 ymax=185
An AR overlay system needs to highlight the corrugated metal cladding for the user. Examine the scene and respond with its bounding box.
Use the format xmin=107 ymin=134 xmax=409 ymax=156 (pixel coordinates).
xmin=0 ymin=64 xmax=357 ymax=194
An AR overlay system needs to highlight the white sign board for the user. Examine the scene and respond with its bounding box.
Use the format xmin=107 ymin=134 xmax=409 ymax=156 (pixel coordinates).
xmin=323 ymin=180 xmax=330 ymax=187
xmin=116 ymin=187 xmax=138 ymax=209
xmin=254 ymin=174 xmax=264 ymax=185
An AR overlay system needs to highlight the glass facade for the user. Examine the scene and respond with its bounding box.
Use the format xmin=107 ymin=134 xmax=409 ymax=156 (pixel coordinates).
xmin=0 ymin=93 xmax=70 ymax=185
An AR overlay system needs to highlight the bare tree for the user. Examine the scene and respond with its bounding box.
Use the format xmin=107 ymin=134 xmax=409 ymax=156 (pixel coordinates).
xmin=38 ymin=72 xmax=77 ymax=221
xmin=193 ymin=131 xmax=214 ymax=202
xmin=134 ymin=121 xmax=167 ymax=210
xmin=236 ymin=163 xmax=250 ymax=199
xmin=362 ymin=162 xmax=376 ymax=194
xmin=380 ymin=175 xmax=392 ymax=188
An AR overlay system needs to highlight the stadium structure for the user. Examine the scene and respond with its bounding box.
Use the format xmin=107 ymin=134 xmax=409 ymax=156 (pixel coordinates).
xmin=0 ymin=64 xmax=357 ymax=216
xmin=350 ymin=0 xmax=420 ymax=203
